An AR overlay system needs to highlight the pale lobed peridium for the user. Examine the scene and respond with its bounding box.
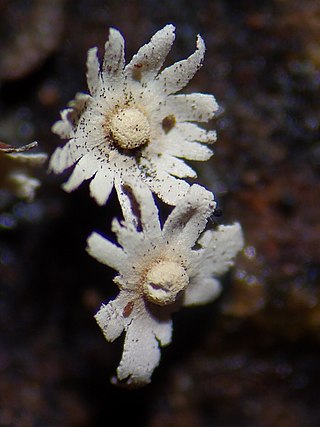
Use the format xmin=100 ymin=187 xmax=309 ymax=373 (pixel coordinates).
xmin=0 ymin=141 xmax=48 ymax=200
xmin=87 ymin=183 xmax=244 ymax=386
xmin=49 ymin=24 xmax=218 ymax=213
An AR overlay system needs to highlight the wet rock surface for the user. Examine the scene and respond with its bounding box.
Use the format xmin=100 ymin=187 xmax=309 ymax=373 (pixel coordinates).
xmin=0 ymin=0 xmax=320 ymax=426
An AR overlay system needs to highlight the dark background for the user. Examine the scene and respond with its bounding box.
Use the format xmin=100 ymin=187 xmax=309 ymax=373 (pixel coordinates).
xmin=0 ymin=0 xmax=320 ymax=426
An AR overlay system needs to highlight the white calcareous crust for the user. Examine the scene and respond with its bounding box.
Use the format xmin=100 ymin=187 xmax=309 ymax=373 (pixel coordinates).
xmin=49 ymin=25 xmax=218 ymax=209
xmin=0 ymin=141 xmax=47 ymax=200
xmin=87 ymin=183 xmax=243 ymax=386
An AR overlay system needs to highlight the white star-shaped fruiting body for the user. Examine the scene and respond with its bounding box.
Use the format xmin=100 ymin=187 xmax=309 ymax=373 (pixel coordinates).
xmin=0 ymin=141 xmax=47 ymax=200
xmin=49 ymin=25 xmax=218 ymax=212
xmin=86 ymin=183 xmax=243 ymax=386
